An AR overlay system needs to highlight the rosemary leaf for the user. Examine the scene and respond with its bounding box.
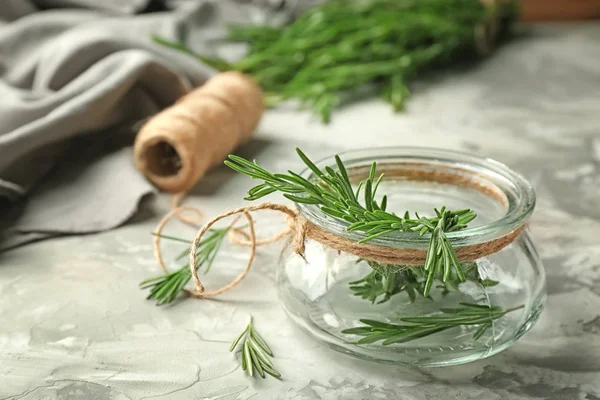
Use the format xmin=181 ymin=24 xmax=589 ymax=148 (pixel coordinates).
xmin=248 ymin=346 xmax=266 ymax=378
xmin=250 ymin=328 xmax=274 ymax=356
xmin=473 ymin=322 xmax=492 ymax=340
xmin=248 ymin=339 xmax=273 ymax=368
xmin=262 ymin=364 xmax=282 ymax=379
xmin=243 ymin=342 xmax=254 ymax=377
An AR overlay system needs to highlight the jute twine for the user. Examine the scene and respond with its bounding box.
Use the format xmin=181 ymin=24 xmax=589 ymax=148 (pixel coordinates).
xmin=133 ymin=71 xmax=263 ymax=194
xmin=152 ymin=164 xmax=524 ymax=299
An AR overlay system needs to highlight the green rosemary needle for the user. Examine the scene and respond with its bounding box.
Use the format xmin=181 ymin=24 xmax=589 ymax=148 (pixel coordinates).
xmin=230 ymin=316 xmax=281 ymax=379
xmin=225 ymin=148 xmax=476 ymax=296
xmin=342 ymin=303 xmax=525 ymax=345
xmin=139 ymin=227 xmax=230 ymax=305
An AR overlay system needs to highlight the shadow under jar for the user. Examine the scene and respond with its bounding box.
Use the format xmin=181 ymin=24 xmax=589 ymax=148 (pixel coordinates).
xmin=276 ymin=147 xmax=546 ymax=367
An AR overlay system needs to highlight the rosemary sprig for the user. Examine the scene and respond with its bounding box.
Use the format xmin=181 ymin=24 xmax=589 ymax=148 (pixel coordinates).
xmin=139 ymin=227 xmax=230 ymax=305
xmin=342 ymin=303 xmax=524 ymax=345
xmin=225 ymin=148 xmax=476 ymax=296
xmin=230 ymin=316 xmax=281 ymax=379
xmin=350 ymin=261 xmax=498 ymax=304
xmin=349 ymin=261 xmax=430 ymax=304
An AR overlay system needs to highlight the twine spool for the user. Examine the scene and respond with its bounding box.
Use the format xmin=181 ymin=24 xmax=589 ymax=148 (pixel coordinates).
xmin=133 ymin=71 xmax=264 ymax=193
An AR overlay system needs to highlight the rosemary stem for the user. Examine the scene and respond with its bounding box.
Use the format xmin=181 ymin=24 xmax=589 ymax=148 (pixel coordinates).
xmin=504 ymin=304 xmax=525 ymax=313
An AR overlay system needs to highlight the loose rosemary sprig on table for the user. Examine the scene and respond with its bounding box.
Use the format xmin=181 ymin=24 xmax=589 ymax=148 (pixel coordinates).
xmin=225 ymin=148 xmax=476 ymax=296
xmin=230 ymin=317 xmax=281 ymax=379
xmin=342 ymin=303 xmax=525 ymax=345
xmin=139 ymin=227 xmax=231 ymax=305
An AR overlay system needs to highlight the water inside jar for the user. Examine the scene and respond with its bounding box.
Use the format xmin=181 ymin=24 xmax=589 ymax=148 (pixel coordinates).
xmin=282 ymin=241 xmax=532 ymax=364
xmin=373 ymin=180 xmax=507 ymax=227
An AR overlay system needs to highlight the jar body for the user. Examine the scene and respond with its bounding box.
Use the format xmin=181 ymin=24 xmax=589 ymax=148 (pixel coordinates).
xmin=277 ymin=231 xmax=545 ymax=366
xmin=275 ymin=148 xmax=545 ymax=367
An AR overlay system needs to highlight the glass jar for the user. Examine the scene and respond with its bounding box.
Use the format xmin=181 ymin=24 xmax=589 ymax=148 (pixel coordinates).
xmin=276 ymin=147 xmax=546 ymax=367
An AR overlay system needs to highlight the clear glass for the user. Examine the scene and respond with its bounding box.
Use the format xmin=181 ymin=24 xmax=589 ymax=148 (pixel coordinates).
xmin=276 ymin=148 xmax=546 ymax=367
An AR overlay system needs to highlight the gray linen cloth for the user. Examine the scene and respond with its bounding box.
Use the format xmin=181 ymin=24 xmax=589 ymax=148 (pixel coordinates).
xmin=0 ymin=0 xmax=315 ymax=251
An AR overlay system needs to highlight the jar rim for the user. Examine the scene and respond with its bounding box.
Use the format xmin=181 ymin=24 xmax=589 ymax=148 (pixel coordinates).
xmin=296 ymin=147 xmax=535 ymax=249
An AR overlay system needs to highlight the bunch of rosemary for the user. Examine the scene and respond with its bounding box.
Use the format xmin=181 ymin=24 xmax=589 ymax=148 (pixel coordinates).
xmin=154 ymin=0 xmax=516 ymax=122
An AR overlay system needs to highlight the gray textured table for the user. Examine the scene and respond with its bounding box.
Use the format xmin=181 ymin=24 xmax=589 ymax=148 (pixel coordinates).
xmin=2 ymin=23 xmax=600 ymax=399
